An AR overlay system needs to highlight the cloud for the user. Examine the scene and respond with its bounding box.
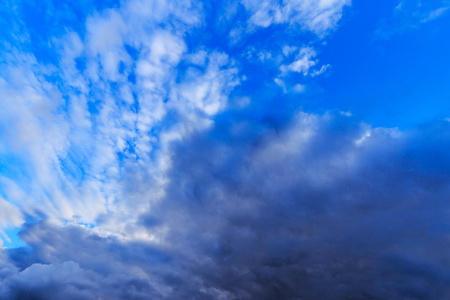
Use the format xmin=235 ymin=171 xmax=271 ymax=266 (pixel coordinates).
xmin=421 ymin=6 xmax=449 ymax=22
xmin=276 ymin=46 xmax=330 ymax=92
xmin=2 ymin=112 xmax=450 ymax=299
xmin=0 ymin=198 xmax=23 ymax=247
xmin=142 ymin=112 xmax=450 ymax=299
xmin=244 ymin=43 xmax=330 ymax=95
xmin=375 ymin=0 xmax=450 ymax=39
xmin=0 ymin=0 xmax=239 ymax=241
xmin=241 ymin=0 xmax=351 ymax=35
xmin=280 ymin=46 xmax=318 ymax=75
xmin=0 ymin=250 xmax=162 ymax=299
xmin=170 ymin=52 xmax=240 ymax=116
xmin=1 ymin=1 xmax=450 ymax=299
xmin=280 ymin=46 xmax=330 ymax=77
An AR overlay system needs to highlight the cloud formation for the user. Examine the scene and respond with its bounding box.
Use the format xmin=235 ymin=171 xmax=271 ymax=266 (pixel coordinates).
xmin=1 ymin=0 xmax=450 ymax=299
xmin=241 ymin=0 xmax=351 ymax=34
xmin=2 ymin=112 xmax=450 ymax=299
xmin=375 ymin=0 xmax=450 ymax=38
xmin=0 ymin=0 xmax=241 ymax=240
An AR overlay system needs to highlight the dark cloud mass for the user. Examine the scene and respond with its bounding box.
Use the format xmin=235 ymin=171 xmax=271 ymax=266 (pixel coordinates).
xmin=2 ymin=112 xmax=450 ymax=299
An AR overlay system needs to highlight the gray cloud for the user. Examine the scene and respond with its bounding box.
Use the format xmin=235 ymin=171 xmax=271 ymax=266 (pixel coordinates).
xmin=1 ymin=222 xmax=165 ymax=300
xmin=148 ymin=112 xmax=450 ymax=299
xmin=2 ymin=112 xmax=450 ymax=299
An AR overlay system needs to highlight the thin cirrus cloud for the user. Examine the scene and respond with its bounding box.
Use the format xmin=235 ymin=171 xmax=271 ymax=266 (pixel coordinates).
xmin=241 ymin=0 xmax=351 ymax=34
xmin=1 ymin=0 xmax=450 ymax=299
xmin=375 ymin=0 xmax=450 ymax=39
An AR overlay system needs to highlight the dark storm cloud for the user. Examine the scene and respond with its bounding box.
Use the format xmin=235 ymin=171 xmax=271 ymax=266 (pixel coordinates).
xmin=148 ymin=112 xmax=450 ymax=299
xmin=0 ymin=221 xmax=169 ymax=300
xmin=2 ymin=112 xmax=450 ymax=299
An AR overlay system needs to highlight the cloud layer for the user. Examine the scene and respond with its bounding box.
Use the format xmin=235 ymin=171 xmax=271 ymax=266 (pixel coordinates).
xmin=1 ymin=0 xmax=450 ymax=299
xmin=2 ymin=112 xmax=450 ymax=299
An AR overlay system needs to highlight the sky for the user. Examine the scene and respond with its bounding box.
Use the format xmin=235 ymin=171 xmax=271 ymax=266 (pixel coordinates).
xmin=0 ymin=0 xmax=450 ymax=299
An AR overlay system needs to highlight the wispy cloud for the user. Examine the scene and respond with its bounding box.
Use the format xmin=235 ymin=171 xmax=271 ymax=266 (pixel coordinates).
xmin=420 ymin=6 xmax=449 ymax=22
xmin=375 ymin=0 xmax=450 ymax=39
xmin=241 ymin=0 xmax=351 ymax=35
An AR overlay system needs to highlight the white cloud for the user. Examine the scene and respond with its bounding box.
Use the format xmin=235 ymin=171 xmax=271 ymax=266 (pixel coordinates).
xmin=241 ymin=0 xmax=351 ymax=35
xmin=274 ymin=77 xmax=288 ymax=93
xmin=171 ymin=52 xmax=240 ymax=116
xmin=0 ymin=0 xmax=244 ymax=243
xmin=282 ymin=45 xmax=298 ymax=56
xmin=281 ymin=46 xmax=318 ymax=75
xmin=292 ymin=83 xmax=306 ymax=93
xmin=186 ymin=50 xmax=208 ymax=66
xmin=310 ymin=63 xmax=331 ymax=76
xmin=421 ymin=6 xmax=449 ymax=22
xmin=376 ymin=0 xmax=450 ymax=38
xmin=258 ymin=51 xmax=273 ymax=61
xmin=280 ymin=46 xmax=330 ymax=77
xmin=0 ymin=198 xmax=23 ymax=246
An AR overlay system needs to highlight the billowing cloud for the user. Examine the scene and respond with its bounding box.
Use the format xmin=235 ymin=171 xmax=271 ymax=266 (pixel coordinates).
xmin=1 ymin=112 xmax=450 ymax=299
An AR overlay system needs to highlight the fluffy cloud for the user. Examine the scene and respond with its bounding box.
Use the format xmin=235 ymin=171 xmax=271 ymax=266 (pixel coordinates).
xmin=171 ymin=52 xmax=240 ymax=116
xmin=0 ymin=0 xmax=240 ymax=240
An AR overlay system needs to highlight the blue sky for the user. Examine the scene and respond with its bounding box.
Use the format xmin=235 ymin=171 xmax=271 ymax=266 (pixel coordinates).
xmin=1 ymin=0 xmax=450 ymax=299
